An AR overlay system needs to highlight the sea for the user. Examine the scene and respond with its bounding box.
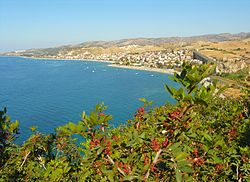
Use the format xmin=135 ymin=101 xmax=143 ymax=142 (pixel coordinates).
xmin=0 ymin=56 xmax=178 ymax=143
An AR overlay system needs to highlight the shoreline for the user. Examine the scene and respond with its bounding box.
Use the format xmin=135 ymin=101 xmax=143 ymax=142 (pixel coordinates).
xmin=19 ymin=56 xmax=115 ymax=63
xmin=2 ymin=55 xmax=179 ymax=74
xmin=108 ymin=64 xmax=179 ymax=74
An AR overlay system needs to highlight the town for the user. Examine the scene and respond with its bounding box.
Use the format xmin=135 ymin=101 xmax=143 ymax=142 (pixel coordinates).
xmin=32 ymin=48 xmax=247 ymax=74
xmin=58 ymin=49 xmax=201 ymax=68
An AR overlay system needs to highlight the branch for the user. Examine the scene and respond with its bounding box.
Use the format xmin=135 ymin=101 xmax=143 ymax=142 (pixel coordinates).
xmin=38 ymin=155 xmax=47 ymax=170
xmin=107 ymin=154 xmax=126 ymax=176
xmin=182 ymin=104 xmax=194 ymax=116
xmin=19 ymin=151 xmax=30 ymax=171
xmin=144 ymin=149 xmax=163 ymax=181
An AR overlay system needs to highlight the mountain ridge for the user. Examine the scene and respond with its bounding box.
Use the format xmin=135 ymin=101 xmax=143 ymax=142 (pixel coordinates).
xmin=72 ymin=32 xmax=250 ymax=48
xmin=3 ymin=32 xmax=250 ymax=54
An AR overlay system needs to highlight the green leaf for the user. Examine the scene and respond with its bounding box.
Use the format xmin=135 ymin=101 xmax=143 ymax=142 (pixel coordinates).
xmin=30 ymin=126 xmax=37 ymax=132
xmin=68 ymin=122 xmax=77 ymax=132
xmin=180 ymin=166 xmax=193 ymax=173
xmin=139 ymin=132 xmax=146 ymax=139
xmin=81 ymin=111 xmax=86 ymax=120
xmin=194 ymin=98 xmax=208 ymax=107
xmin=138 ymin=98 xmax=146 ymax=103
xmin=213 ymin=156 xmax=223 ymax=163
xmin=175 ymin=152 xmax=188 ymax=162
xmin=165 ymin=84 xmax=174 ymax=96
xmin=107 ymin=170 xmax=115 ymax=182
xmin=100 ymin=177 xmax=108 ymax=182
xmin=175 ymin=168 xmax=182 ymax=182
xmin=177 ymin=87 xmax=186 ymax=100
xmin=157 ymin=116 xmax=166 ymax=122
xmin=123 ymin=175 xmax=138 ymax=181
xmin=203 ymin=133 xmax=212 ymax=142
xmin=9 ymin=120 xmax=19 ymax=133
xmin=169 ymin=142 xmax=181 ymax=151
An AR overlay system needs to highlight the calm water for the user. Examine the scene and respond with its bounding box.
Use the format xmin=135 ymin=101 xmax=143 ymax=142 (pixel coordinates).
xmin=0 ymin=56 xmax=177 ymax=143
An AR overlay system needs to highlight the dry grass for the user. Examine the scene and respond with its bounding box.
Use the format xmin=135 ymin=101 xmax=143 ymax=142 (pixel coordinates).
xmin=223 ymin=87 xmax=245 ymax=98
xmin=193 ymin=39 xmax=250 ymax=60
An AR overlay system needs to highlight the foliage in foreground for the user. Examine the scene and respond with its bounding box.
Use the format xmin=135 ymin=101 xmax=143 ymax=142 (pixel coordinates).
xmin=0 ymin=64 xmax=249 ymax=181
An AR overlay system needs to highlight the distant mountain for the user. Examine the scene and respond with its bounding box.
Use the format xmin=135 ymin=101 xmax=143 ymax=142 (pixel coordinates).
xmin=76 ymin=32 xmax=250 ymax=48
xmin=2 ymin=32 xmax=250 ymax=56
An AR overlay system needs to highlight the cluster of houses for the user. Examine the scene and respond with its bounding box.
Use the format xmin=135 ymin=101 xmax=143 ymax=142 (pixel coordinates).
xmin=113 ymin=50 xmax=203 ymax=69
xmin=56 ymin=49 xmax=203 ymax=69
xmin=22 ymin=47 xmax=248 ymax=74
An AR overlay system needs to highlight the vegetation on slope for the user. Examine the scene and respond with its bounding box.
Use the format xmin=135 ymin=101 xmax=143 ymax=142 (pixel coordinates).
xmin=221 ymin=68 xmax=250 ymax=84
xmin=0 ymin=64 xmax=249 ymax=181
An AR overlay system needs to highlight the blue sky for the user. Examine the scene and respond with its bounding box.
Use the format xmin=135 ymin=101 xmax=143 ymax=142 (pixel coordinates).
xmin=0 ymin=0 xmax=250 ymax=52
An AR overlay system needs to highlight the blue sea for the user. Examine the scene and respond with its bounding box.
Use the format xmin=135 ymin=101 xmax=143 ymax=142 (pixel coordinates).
xmin=0 ymin=56 xmax=178 ymax=143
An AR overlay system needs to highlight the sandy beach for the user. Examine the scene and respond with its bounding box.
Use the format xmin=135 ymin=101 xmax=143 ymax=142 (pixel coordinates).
xmin=108 ymin=64 xmax=179 ymax=74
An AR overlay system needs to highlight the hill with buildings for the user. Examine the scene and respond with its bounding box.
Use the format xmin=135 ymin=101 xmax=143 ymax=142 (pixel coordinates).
xmin=2 ymin=32 xmax=250 ymax=74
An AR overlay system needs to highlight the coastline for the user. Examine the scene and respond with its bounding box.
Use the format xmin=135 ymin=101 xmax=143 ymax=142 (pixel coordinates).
xmin=108 ymin=64 xmax=179 ymax=74
xmin=19 ymin=56 xmax=115 ymax=63
xmin=2 ymin=55 xmax=179 ymax=74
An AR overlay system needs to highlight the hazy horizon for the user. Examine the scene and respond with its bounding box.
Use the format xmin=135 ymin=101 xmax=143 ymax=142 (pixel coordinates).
xmin=1 ymin=0 xmax=250 ymax=52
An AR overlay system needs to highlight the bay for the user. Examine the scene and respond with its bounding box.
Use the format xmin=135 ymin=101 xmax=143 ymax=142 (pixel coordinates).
xmin=0 ymin=56 xmax=178 ymax=143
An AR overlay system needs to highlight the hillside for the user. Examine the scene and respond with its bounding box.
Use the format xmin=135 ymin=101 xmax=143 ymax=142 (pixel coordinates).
xmin=2 ymin=32 xmax=250 ymax=74
xmin=3 ymin=32 xmax=250 ymax=55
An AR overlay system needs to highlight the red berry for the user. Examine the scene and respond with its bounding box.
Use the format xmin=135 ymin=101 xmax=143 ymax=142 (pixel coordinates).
xmin=168 ymin=110 xmax=182 ymax=120
xmin=193 ymin=157 xmax=204 ymax=166
xmin=193 ymin=148 xmax=199 ymax=156
xmin=135 ymin=107 xmax=145 ymax=121
xmin=162 ymin=138 xmax=169 ymax=147
xmin=150 ymin=163 xmax=157 ymax=172
xmin=138 ymin=107 xmax=145 ymax=114
xmin=151 ymin=139 xmax=160 ymax=151
xmin=215 ymin=164 xmax=223 ymax=172
xmin=144 ymin=155 xmax=149 ymax=165
xmin=98 ymin=113 xmax=105 ymax=117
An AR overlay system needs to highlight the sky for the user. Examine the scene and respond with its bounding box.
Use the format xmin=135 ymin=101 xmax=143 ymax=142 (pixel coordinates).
xmin=0 ymin=0 xmax=250 ymax=52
